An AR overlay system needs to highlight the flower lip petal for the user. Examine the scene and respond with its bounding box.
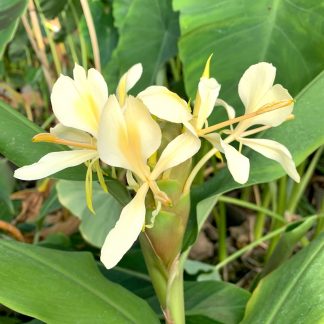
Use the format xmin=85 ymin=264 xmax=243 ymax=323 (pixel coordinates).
xmin=238 ymin=62 xmax=276 ymax=114
xmin=100 ymin=183 xmax=149 ymax=269
xmin=14 ymin=150 xmax=98 ymax=181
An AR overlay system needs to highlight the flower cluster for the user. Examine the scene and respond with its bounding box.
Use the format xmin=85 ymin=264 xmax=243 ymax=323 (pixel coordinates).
xmin=14 ymin=58 xmax=299 ymax=269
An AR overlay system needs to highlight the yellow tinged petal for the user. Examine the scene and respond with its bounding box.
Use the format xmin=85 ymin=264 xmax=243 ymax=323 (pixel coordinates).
xmin=239 ymin=138 xmax=300 ymax=182
xmin=138 ymin=86 xmax=192 ymax=123
xmin=14 ymin=150 xmax=98 ymax=180
xmin=51 ymin=64 xmax=107 ymax=138
xmin=124 ymin=96 xmax=162 ymax=164
xmin=98 ymin=95 xmax=134 ymax=171
xmin=100 ymin=183 xmax=149 ymax=269
xmin=50 ymin=124 xmax=93 ymax=144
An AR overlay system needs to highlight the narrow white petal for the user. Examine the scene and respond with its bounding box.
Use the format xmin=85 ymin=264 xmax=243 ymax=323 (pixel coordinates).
xmin=216 ymin=98 xmax=235 ymax=119
xmin=117 ymin=63 xmax=143 ymax=103
xmin=100 ymin=183 xmax=149 ymax=269
xmin=239 ymin=62 xmax=276 ymax=113
xmin=222 ymin=141 xmax=250 ymax=184
xmin=196 ymin=77 xmax=221 ymax=129
xmin=97 ymin=95 xmax=134 ymax=170
xmin=138 ymin=86 xmax=192 ymax=123
xmin=14 ymin=150 xmax=97 ymax=180
xmin=151 ymin=131 xmax=201 ymax=179
xmin=50 ymin=124 xmax=93 ymax=144
xmin=240 ymin=138 xmax=300 ymax=182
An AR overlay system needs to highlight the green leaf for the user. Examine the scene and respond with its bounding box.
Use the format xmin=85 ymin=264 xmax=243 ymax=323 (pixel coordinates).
xmin=0 ymin=99 xmax=86 ymax=180
xmin=38 ymin=0 xmax=67 ymax=19
xmin=0 ymin=0 xmax=28 ymax=58
xmin=0 ymin=159 xmax=15 ymax=214
xmin=185 ymin=281 xmax=250 ymax=324
xmin=242 ymin=233 xmax=324 ymax=323
xmin=260 ymin=217 xmax=315 ymax=279
xmin=174 ymin=0 xmax=324 ymax=101
xmin=0 ymin=240 xmax=159 ymax=323
xmin=56 ymin=180 xmax=122 ymax=247
xmin=104 ymin=0 xmax=179 ymax=92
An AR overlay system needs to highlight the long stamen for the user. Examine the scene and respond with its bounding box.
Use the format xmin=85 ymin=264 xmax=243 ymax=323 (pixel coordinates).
xmin=236 ymin=114 xmax=295 ymax=139
xmin=198 ymin=99 xmax=294 ymax=136
xmin=33 ymin=133 xmax=96 ymax=150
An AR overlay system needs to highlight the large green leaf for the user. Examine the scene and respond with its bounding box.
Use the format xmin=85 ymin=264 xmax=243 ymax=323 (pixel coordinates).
xmin=242 ymin=233 xmax=324 ymax=323
xmin=104 ymin=0 xmax=179 ymax=92
xmin=0 ymin=99 xmax=86 ymax=180
xmin=184 ymin=64 xmax=324 ymax=249
xmin=0 ymin=159 xmax=15 ymax=214
xmin=174 ymin=0 xmax=324 ymax=101
xmin=185 ymin=281 xmax=250 ymax=324
xmin=0 ymin=0 xmax=28 ymax=58
xmin=56 ymin=180 xmax=122 ymax=247
xmin=0 ymin=240 xmax=159 ymax=323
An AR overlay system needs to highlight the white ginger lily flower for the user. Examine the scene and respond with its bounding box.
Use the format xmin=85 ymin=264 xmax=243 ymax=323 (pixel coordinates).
xmin=139 ymin=59 xmax=299 ymax=185
xmin=98 ymin=95 xmax=200 ymax=269
xmin=204 ymin=63 xmax=299 ymax=184
xmin=14 ymin=64 xmax=109 ymax=211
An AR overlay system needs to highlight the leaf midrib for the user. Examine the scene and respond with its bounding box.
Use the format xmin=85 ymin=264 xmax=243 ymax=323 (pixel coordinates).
xmin=263 ymin=237 xmax=324 ymax=323
xmin=0 ymin=241 xmax=138 ymax=323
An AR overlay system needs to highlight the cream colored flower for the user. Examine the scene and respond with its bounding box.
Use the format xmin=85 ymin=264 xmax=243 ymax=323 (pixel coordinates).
xmin=98 ymin=95 xmax=200 ymax=268
xmin=138 ymin=59 xmax=299 ymax=185
xmin=210 ymin=63 xmax=299 ymax=184
xmin=14 ymin=64 xmax=109 ymax=211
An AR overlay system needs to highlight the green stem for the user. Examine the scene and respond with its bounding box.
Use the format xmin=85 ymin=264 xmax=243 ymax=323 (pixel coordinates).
xmin=213 ymin=202 xmax=227 ymax=261
xmin=288 ymin=147 xmax=323 ymax=214
xmin=215 ymin=226 xmax=287 ymax=272
xmin=254 ymin=186 xmax=271 ymax=240
xmin=217 ymin=196 xmax=285 ymax=223
xmin=61 ymin=12 xmax=80 ymax=64
xmin=35 ymin=0 xmax=62 ymax=76
xmin=70 ymin=1 xmax=88 ymax=69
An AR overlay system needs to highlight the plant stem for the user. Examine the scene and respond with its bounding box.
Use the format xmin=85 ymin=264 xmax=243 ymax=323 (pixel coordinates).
xmin=70 ymin=1 xmax=88 ymax=69
xmin=213 ymin=202 xmax=227 ymax=261
xmin=217 ymin=195 xmax=285 ymax=223
xmin=288 ymin=147 xmax=323 ymax=214
xmin=254 ymin=186 xmax=271 ymax=240
xmin=80 ymin=0 xmax=100 ymax=71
